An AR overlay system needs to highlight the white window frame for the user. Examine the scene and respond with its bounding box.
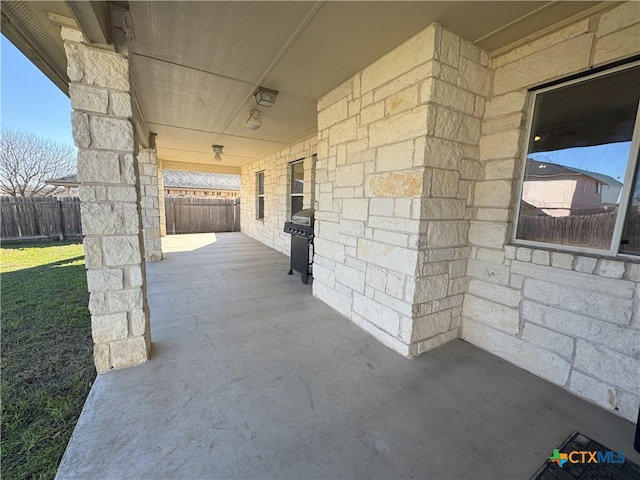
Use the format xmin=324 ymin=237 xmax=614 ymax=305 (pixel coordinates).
xmin=289 ymin=159 xmax=304 ymax=219
xmin=256 ymin=171 xmax=265 ymax=220
xmin=513 ymin=61 xmax=640 ymax=258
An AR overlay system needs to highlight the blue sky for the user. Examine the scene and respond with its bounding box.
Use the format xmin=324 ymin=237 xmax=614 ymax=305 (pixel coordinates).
xmin=1 ymin=35 xmax=75 ymax=148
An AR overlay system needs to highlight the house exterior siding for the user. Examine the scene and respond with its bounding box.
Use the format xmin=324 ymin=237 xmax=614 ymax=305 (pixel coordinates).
xmin=241 ymin=137 xmax=317 ymax=255
xmin=464 ymin=1 xmax=640 ymax=422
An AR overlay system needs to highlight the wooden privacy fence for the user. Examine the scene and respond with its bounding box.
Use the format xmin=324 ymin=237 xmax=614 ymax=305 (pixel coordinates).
xmin=0 ymin=196 xmax=82 ymax=240
xmin=165 ymin=196 xmax=240 ymax=234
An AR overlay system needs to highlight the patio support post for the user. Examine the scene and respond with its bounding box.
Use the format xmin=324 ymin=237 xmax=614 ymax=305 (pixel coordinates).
xmin=62 ymin=26 xmax=151 ymax=372
xmin=137 ymin=143 xmax=163 ymax=260
xmin=157 ymin=158 xmax=167 ymax=237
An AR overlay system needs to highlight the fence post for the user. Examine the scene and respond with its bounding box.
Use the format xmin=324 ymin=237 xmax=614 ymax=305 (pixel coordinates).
xmin=55 ymin=198 xmax=64 ymax=240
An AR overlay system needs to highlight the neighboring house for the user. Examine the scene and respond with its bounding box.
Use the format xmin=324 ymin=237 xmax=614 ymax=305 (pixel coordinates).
xmin=5 ymin=1 xmax=639 ymax=425
xmin=522 ymin=160 xmax=623 ymax=216
xmin=163 ymin=170 xmax=239 ymax=198
xmin=47 ymin=171 xmax=241 ymax=198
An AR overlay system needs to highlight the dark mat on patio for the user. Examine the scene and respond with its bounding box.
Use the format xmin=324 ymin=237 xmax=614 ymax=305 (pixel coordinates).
xmin=531 ymin=431 xmax=640 ymax=480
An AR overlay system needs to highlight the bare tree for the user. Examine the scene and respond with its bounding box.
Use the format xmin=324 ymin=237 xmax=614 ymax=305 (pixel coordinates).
xmin=0 ymin=127 xmax=76 ymax=197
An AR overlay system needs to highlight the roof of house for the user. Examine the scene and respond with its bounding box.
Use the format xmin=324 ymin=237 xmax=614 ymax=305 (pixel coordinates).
xmin=163 ymin=170 xmax=240 ymax=191
xmin=525 ymin=159 xmax=623 ymax=187
xmin=46 ymin=171 xmax=241 ymax=191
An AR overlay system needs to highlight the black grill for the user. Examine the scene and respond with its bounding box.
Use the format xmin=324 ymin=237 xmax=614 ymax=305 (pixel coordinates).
xmin=283 ymin=209 xmax=314 ymax=284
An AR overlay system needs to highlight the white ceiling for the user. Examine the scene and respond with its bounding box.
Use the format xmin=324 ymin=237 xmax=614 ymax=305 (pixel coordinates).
xmin=2 ymin=1 xmax=611 ymax=173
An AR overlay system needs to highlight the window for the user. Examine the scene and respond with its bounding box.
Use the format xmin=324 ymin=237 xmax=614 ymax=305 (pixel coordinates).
xmin=256 ymin=171 xmax=265 ymax=220
xmin=290 ymin=160 xmax=304 ymax=217
xmin=515 ymin=63 xmax=640 ymax=255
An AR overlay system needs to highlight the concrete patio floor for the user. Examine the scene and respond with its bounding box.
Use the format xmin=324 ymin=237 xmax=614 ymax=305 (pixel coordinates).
xmin=57 ymin=233 xmax=639 ymax=479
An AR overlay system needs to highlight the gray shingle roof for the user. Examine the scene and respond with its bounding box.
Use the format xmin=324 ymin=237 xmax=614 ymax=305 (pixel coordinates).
xmin=163 ymin=170 xmax=240 ymax=191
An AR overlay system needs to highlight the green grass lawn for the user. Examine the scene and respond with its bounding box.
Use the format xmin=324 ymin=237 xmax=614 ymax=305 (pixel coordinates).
xmin=1 ymin=241 xmax=96 ymax=480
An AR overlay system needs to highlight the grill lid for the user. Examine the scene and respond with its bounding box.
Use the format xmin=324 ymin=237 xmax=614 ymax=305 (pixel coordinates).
xmin=291 ymin=208 xmax=314 ymax=226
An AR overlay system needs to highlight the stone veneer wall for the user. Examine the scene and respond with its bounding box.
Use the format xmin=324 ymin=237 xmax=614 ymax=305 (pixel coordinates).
xmin=241 ymin=137 xmax=317 ymax=255
xmin=63 ymin=27 xmax=151 ymax=372
xmin=463 ymin=1 xmax=640 ymax=422
xmin=313 ymin=24 xmax=490 ymax=356
xmin=137 ymin=148 xmax=163 ymax=260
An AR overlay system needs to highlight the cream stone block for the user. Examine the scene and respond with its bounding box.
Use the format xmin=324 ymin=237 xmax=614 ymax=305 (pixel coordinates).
xmin=130 ymin=309 xmax=147 ymax=336
xmin=423 ymin=137 xmax=463 ymax=170
xmin=575 ymin=256 xmax=597 ymax=274
xmin=372 ymin=229 xmax=408 ymax=247
xmin=511 ymin=260 xmax=634 ymax=298
xmin=593 ymin=25 xmax=640 ymax=65
xmin=385 ymin=87 xmax=419 ymax=116
xmin=123 ymin=154 xmax=137 ymax=185
xmin=83 ymin=237 xmax=103 ymax=269
xmin=575 ymin=340 xmax=640 ymax=396
xmin=353 ymin=293 xmax=400 ymax=336
xmin=482 ymin=113 xmax=525 ymax=136
xmin=110 ymin=92 xmax=132 ymax=118
xmin=110 ymin=336 xmax=149 ymax=369
xmin=102 ymin=235 xmax=142 ymax=266
xmin=468 ymin=221 xmax=507 ymax=248
xmin=70 ymin=84 xmax=108 ymax=113
xmin=318 ymin=98 xmax=348 ymax=130
xmin=463 ymin=295 xmax=520 ymax=334
xmin=91 ymin=312 xmax=128 ymax=343
xmin=420 ymin=198 xmax=466 ymax=220
xmin=413 ymin=310 xmax=452 ymax=342
xmin=108 ymin=288 xmax=143 ymax=312
xmin=493 ymin=34 xmax=593 ymax=95
xmin=595 ymin=259 xmax=626 ymax=279
xmin=342 ymin=199 xmax=369 ymax=221
xmin=336 ymin=164 xmax=364 ymax=187
xmin=361 ymin=24 xmax=436 ymax=94
xmin=335 ymin=264 xmax=366 ymax=293
xmin=357 ymin=239 xmax=417 ymax=276
xmin=369 ymin=106 xmax=429 ymax=148
xmin=473 ymin=180 xmax=512 ymax=207
xmin=360 ymin=102 xmax=385 ymax=126
xmin=468 ymin=279 xmax=521 ymax=307
xmin=618 ymin=392 xmax=640 ymax=423
xmin=414 ymin=274 xmax=449 ymax=303
xmin=86 ymin=269 xmax=123 ymax=292
xmin=531 ymin=250 xmax=550 ymax=266
xmin=107 ymin=186 xmax=137 ymax=202
xmin=93 ymin=343 xmax=110 ymax=373
xmin=431 ymin=79 xmax=475 ymax=115
xmin=483 ymin=159 xmax=517 ymax=180
xmin=368 ymin=216 xmax=420 ymax=235
xmin=466 ymin=258 xmax=510 ymax=285
xmin=522 ymin=323 xmax=573 ymax=358
xmin=369 ymin=198 xmax=395 ymax=216
xmin=430 ymin=169 xmax=459 ymax=198
xmin=426 ymin=221 xmax=467 ymax=248
xmin=328 ymin=117 xmax=358 ymax=146
xmin=569 ymin=371 xmax=618 ymax=411
xmin=65 ymin=42 xmax=130 ymax=90
xmin=78 ymin=185 xmax=107 ymax=203
xmin=71 ymin=111 xmax=91 ymax=148
xmin=479 ymin=130 xmax=522 ymax=161
xmin=440 ymin=28 xmax=461 ymax=67
xmin=376 ymin=140 xmax=415 ymax=172
xmin=128 ymin=266 xmax=143 ymax=288
xmin=463 ymin=318 xmax=571 ymax=386
xmin=457 ymin=57 xmax=490 ymax=96
xmin=484 ymin=91 xmax=528 ymax=119
xmin=596 ymin=2 xmax=640 ymax=37
xmin=524 ymin=279 xmax=632 ymax=324
xmin=522 ymin=301 xmax=640 ymax=358
xmin=374 ymin=289 xmax=412 ymax=316
xmin=374 ymin=62 xmax=439 ymax=102
xmin=551 ymin=252 xmax=574 ymax=270
xmin=81 ymin=203 xmax=140 ymax=235
xmin=90 ymin=116 xmax=134 ymax=151
xmin=493 ymin=20 xmax=590 ymax=68
xmin=460 ymin=39 xmax=482 ymax=63
xmin=433 ymin=107 xmax=481 ymax=145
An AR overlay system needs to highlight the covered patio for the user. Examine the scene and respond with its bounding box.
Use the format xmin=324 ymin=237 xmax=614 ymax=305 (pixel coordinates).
xmin=56 ymin=233 xmax=639 ymax=479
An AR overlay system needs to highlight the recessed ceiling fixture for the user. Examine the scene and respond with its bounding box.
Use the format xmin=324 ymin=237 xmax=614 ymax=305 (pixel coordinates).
xmin=245 ymin=110 xmax=262 ymax=130
xmin=212 ymin=144 xmax=223 ymax=162
xmin=254 ymin=87 xmax=278 ymax=107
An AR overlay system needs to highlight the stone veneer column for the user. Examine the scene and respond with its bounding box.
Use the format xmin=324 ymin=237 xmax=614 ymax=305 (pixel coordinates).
xmin=63 ymin=27 xmax=151 ymax=372
xmin=157 ymin=158 xmax=166 ymax=237
xmin=313 ymin=23 xmax=490 ymax=357
xmin=137 ymin=148 xmax=163 ymax=260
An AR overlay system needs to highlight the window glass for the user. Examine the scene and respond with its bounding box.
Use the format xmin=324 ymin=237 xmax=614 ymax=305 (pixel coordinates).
xmin=290 ymin=160 xmax=304 ymax=216
xmin=516 ymin=66 xmax=640 ymax=251
xmin=256 ymin=172 xmax=264 ymax=219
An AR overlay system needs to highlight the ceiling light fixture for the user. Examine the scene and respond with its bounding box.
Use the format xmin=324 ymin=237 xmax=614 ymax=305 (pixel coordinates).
xmin=212 ymin=144 xmax=223 ymax=162
xmin=245 ymin=110 xmax=262 ymax=130
xmin=254 ymin=86 xmax=278 ymax=107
